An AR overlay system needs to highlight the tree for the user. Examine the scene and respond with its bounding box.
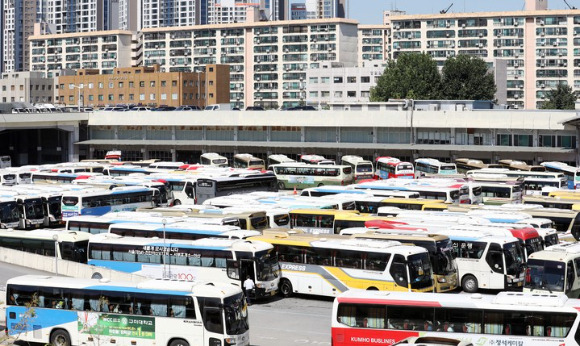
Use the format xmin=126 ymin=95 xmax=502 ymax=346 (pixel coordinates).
xmin=440 ymin=55 xmax=497 ymax=100
xmin=541 ymin=84 xmax=576 ymax=110
xmin=370 ymin=53 xmax=441 ymax=101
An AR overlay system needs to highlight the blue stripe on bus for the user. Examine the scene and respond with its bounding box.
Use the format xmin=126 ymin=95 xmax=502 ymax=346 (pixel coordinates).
xmin=6 ymin=307 xmax=77 ymax=335
xmin=446 ymin=236 xmax=481 ymax=242
xmin=485 ymin=218 xmax=521 ymax=223
xmin=87 ymin=285 xmax=190 ymax=296
xmin=147 ymin=243 xmax=228 ymax=250
xmin=81 ymin=206 xmax=114 ymax=215
xmin=355 ymin=185 xmax=411 ymax=191
xmin=89 ymin=260 xmax=144 ymax=273
xmin=314 ymin=188 xmax=368 ymax=194
xmin=160 ymin=228 xmax=227 ymax=235
xmin=110 ymin=188 xmax=150 ymax=195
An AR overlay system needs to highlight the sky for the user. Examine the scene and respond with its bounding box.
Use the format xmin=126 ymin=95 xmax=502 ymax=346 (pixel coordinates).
xmin=345 ymin=0 xmax=578 ymax=24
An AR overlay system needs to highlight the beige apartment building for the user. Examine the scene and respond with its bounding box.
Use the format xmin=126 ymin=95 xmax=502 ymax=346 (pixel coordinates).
xmin=56 ymin=64 xmax=230 ymax=108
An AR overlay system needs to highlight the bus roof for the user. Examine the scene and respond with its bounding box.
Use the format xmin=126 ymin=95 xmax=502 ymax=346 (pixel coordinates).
xmin=7 ymin=275 xmax=241 ymax=298
xmin=0 ymin=229 xmax=91 ymax=242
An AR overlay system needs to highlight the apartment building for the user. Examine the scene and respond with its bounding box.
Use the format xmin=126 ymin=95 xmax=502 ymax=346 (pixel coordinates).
xmin=56 ymin=64 xmax=229 ymax=108
xmin=0 ymin=71 xmax=54 ymax=104
xmin=29 ymin=30 xmax=137 ymax=78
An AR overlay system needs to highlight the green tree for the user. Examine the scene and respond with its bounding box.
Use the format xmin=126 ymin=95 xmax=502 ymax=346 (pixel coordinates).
xmin=541 ymin=84 xmax=576 ymax=110
xmin=440 ymin=55 xmax=496 ymax=100
xmin=370 ymin=53 xmax=441 ymax=101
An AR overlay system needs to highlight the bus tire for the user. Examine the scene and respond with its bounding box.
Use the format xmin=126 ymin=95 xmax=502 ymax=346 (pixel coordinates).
xmin=367 ymin=287 xmax=378 ymax=291
xmin=169 ymin=339 xmax=189 ymax=346
xmin=279 ymin=279 xmax=293 ymax=297
xmin=50 ymin=329 xmax=71 ymax=346
xmin=462 ymin=275 xmax=478 ymax=293
xmin=278 ymin=182 xmax=286 ymax=190
xmin=173 ymin=199 xmax=181 ymax=206
xmin=91 ymin=272 xmax=103 ymax=280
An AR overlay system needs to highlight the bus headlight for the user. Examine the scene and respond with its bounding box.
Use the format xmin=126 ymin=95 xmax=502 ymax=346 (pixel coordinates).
xmin=256 ymin=283 xmax=265 ymax=289
xmin=437 ymin=278 xmax=447 ymax=283
xmin=224 ymin=337 xmax=236 ymax=345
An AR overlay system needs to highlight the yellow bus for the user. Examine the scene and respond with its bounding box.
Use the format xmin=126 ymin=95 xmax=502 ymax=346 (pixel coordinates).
xmin=248 ymin=229 xmax=434 ymax=297
xmin=378 ymin=198 xmax=447 ymax=211
xmin=289 ymin=209 xmax=359 ymax=234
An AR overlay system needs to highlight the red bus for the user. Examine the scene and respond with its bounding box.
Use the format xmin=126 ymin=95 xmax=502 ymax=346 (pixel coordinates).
xmin=375 ymin=157 xmax=414 ymax=180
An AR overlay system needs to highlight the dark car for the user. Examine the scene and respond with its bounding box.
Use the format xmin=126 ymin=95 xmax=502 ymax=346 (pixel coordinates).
xmin=246 ymin=106 xmax=265 ymax=111
xmin=175 ymin=105 xmax=202 ymax=111
xmin=287 ymin=105 xmax=317 ymax=111
xmin=151 ymin=106 xmax=176 ymax=111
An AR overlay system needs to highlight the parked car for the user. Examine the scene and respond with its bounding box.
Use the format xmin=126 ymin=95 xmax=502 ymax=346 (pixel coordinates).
xmin=246 ymin=106 xmax=265 ymax=111
xmin=102 ymin=106 xmax=127 ymax=111
xmin=175 ymin=105 xmax=202 ymax=111
xmin=205 ymin=103 xmax=232 ymax=111
xmin=287 ymin=105 xmax=317 ymax=111
xmin=129 ymin=106 xmax=151 ymax=111
xmin=151 ymin=106 xmax=176 ymax=111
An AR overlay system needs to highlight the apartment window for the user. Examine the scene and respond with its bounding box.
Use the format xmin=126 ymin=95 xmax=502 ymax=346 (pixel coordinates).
xmin=309 ymin=77 xmax=318 ymax=84
xmin=119 ymin=94 xmax=124 ymax=100
xmin=129 ymin=82 xmax=134 ymax=88
xmin=209 ymin=93 xmax=214 ymax=98
xmin=183 ymin=81 xmax=187 ymax=87
xmin=150 ymin=93 xmax=155 ymax=100
xmin=118 ymin=82 xmax=124 ymax=88
xmin=19 ymin=85 xmax=23 ymax=91
xmin=140 ymin=94 xmax=145 ymax=100
xmin=98 ymin=95 xmax=104 ymax=101
xmin=88 ymin=95 xmax=94 ymax=101
xmin=10 ymin=86 xmax=14 ymax=91
xmin=69 ymin=96 xmax=74 ymax=102
xmin=150 ymin=81 xmax=155 ymax=87
xmin=161 ymin=81 xmax=166 ymax=87
xmin=496 ymin=134 xmax=512 ymax=146
xmin=321 ymin=77 xmax=330 ymax=84
xmin=333 ymin=77 xmax=343 ymax=83
xmin=347 ymin=91 xmax=356 ymax=97
xmin=161 ymin=94 xmax=167 ymax=100
xmin=309 ymin=91 xmax=319 ymax=98
xmin=209 ymin=80 xmax=214 ymax=86
xmin=209 ymin=67 xmax=214 ymax=72
xmin=108 ymin=94 xmax=114 ymax=101
xmin=99 ymin=82 xmax=103 ymax=88
xmin=172 ymin=93 xmax=178 ymax=100
xmin=361 ymin=76 xmax=370 ymax=83
xmin=109 ymin=82 xmax=113 ymax=88
xmin=334 ymin=91 xmax=343 ymax=97
xmin=88 ymin=82 xmax=94 ymax=89
xmin=361 ymin=91 xmax=370 ymax=98
xmin=68 ymin=83 xmax=75 ymax=90
xmin=140 ymin=81 xmax=145 ymax=87
xmin=321 ymin=91 xmax=330 ymax=97
xmin=172 ymin=80 xmax=177 ymax=87
xmin=347 ymin=77 xmax=356 ymax=83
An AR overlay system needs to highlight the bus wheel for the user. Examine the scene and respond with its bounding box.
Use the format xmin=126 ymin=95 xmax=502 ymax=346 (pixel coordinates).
xmin=50 ymin=329 xmax=71 ymax=346
xmin=367 ymin=287 xmax=378 ymax=291
xmin=279 ymin=279 xmax=293 ymax=297
xmin=173 ymin=199 xmax=181 ymax=206
xmin=169 ymin=339 xmax=189 ymax=346
xmin=462 ymin=275 xmax=478 ymax=293
xmin=91 ymin=272 xmax=103 ymax=280
xmin=278 ymin=182 xmax=286 ymax=190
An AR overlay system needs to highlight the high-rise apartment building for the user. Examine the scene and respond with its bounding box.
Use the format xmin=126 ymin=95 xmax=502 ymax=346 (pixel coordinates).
xmin=291 ymin=3 xmax=307 ymax=20
xmin=3 ymin=0 xmax=38 ymax=72
xmin=141 ymin=0 xmax=196 ymax=28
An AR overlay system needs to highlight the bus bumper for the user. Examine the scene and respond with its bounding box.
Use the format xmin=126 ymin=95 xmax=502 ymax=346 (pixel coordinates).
xmin=505 ymin=276 xmax=525 ymax=290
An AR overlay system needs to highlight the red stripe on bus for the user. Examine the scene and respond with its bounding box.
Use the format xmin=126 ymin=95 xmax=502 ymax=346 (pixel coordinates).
xmin=336 ymin=298 xmax=442 ymax=307
xmin=332 ymin=327 xmax=418 ymax=346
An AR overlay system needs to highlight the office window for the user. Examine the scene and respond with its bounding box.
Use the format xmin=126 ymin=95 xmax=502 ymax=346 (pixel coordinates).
xmin=140 ymin=94 xmax=145 ymax=100
xmin=172 ymin=93 xmax=178 ymax=100
xmin=98 ymin=95 xmax=104 ymax=101
xmin=129 ymin=94 xmax=134 ymax=100
xmin=309 ymin=77 xmax=318 ymax=84
xmin=172 ymin=80 xmax=177 ymax=87
xmin=347 ymin=91 xmax=356 ymax=97
xmin=361 ymin=76 xmax=370 ymax=83
xmin=161 ymin=93 xmax=167 ymax=100
xmin=140 ymin=81 xmax=145 ymax=87
xmin=150 ymin=81 xmax=155 ymax=87
xmin=309 ymin=91 xmax=319 ymax=97
xmin=150 ymin=93 xmax=155 ymax=100
xmin=334 ymin=91 xmax=343 ymax=97
xmin=129 ymin=82 xmax=134 ymax=88
xmin=109 ymin=82 xmax=113 ymax=88
xmin=321 ymin=91 xmax=330 ymax=97
xmin=496 ymin=134 xmax=512 ymax=146
xmin=161 ymin=81 xmax=166 ymax=87
xmin=347 ymin=77 xmax=356 ymax=83
xmin=118 ymin=82 xmax=124 ymax=88
xmin=334 ymin=77 xmax=343 ymax=83
xmin=321 ymin=77 xmax=330 ymax=84
xmin=119 ymin=94 xmax=124 ymax=100
xmin=108 ymin=94 xmax=114 ymax=101
xmin=514 ymin=134 xmax=532 ymax=147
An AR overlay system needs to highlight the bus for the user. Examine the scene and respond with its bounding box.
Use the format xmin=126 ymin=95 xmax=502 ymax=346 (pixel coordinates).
xmin=148 ymin=161 xmax=185 ymax=170
xmin=195 ymin=173 xmax=278 ymax=204
xmin=522 ymin=177 xmax=566 ymax=194
xmin=478 ymin=181 xmax=523 ymax=205
xmin=354 ymin=182 xmax=461 ymax=204
xmin=107 ymin=222 xmax=259 ymax=240
xmin=340 ymin=155 xmax=374 ymax=182
xmin=455 ymin=158 xmax=502 ymax=173
xmin=331 ymin=289 xmax=580 ymax=346
xmin=300 ymin=154 xmax=335 ymax=165
xmin=498 ymin=159 xmax=546 ymax=172
xmin=103 ymin=165 xmax=152 ymax=176
xmin=200 ymin=153 xmax=229 ymax=167
xmin=378 ymin=199 xmax=447 ymax=211
xmin=60 ymin=187 xmax=158 ymax=220
xmin=31 ymin=172 xmax=98 ymax=184
xmin=87 ymin=234 xmax=280 ymax=298
xmin=375 ymin=157 xmax=415 ymax=180
xmin=6 ymin=275 xmax=250 ymax=346
xmin=289 ymin=209 xmax=359 ymax=234
xmin=414 ymin=158 xmax=457 ymax=176
xmin=271 ymin=163 xmax=354 ymax=190
xmin=233 ymin=154 xmax=265 ymax=170
xmin=342 ymin=229 xmax=458 ymax=293
xmin=541 ymin=161 xmax=580 ymax=189
xmin=0 ymin=170 xmax=17 ymax=185
xmin=0 ymin=229 xmax=89 ymax=262
xmin=523 ymin=195 xmax=579 ymax=210
xmin=267 ymin=154 xmax=296 ymax=169
xmin=466 ymin=169 xmax=567 ymax=186
xmin=300 ymin=186 xmax=420 ymax=199
xmin=525 ymin=242 xmax=580 ymax=298
xmin=248 ymin=230 xmax=434 ymax=297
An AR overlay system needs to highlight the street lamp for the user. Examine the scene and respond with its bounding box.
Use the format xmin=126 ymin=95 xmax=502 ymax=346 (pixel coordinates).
xmin=71 ymin=84 xmax=84 ymax=111
xmin=162 ymin=218 xmax=167 ymax=279
xmin=52 ymin=234 xmax=59 ymax=276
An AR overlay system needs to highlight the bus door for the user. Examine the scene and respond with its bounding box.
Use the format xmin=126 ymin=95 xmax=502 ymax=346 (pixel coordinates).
xmin=240 ymin=258 xmax=256 ymax=294
xmin=566 ymin=260 xmax=576 ymax=297
xmin=485 ymin=243 xmax=504 ymax=288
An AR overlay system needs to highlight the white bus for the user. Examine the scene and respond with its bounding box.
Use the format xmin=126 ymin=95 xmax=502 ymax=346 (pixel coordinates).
xmin=541 ymin=161 xmax=580 ymax=189
xmin=332 ymin=289 xmax=580 ymax=346
xmin=0 ymin=228 xmax=90 ymax=262
xmin=477 ymin=181 xmax=523 ymax=205
xmin=300 ymin=154 xmax=335 ymax=165
xmin=60 ymin=187 xmax=158 ymax=220
xmin=0 ymin=169 xmax=17 ymax=185
xmin=148 ymin=161 xmax=185 ymax=170
xmin=200 ymin=153 xmax=229 ymax=167
xmin=466 ymin=168 xmax=567 ymax=186
xmin=267 ymin=154 xmax=296 ymax=169
xmin=340 ymin=155 xmax=374 ymax=182
xmin=233 ymin=154 xmax=265 ymax=170
xmin=107 ymin=222 xmax=259 ymax=240
xmin=354 ymin=181 xmax=461 ymax=203
xmin=271 ymin=163 xmax=354 ymax=190
xmin=6 ymin=275 xmax=250 ymax=346
xmin=248 ymin=230 xmax=434 ymax=297
xmin=88 ymin=234 xmax=280 ymax=299
xmin=414 ymin=158 xmax=458 ymax=176
xmin=525 ymin=242 xmax=580 ymax=298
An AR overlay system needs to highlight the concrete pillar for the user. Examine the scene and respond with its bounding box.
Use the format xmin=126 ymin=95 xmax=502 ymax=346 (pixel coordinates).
xmin=69 ymin=125 xmax=80 ymax=162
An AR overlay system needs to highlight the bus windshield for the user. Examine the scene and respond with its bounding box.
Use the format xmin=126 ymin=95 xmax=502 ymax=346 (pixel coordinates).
xmin=526 ymin=259 xmax=565 ymax=292
xmin=47 ymin=196 xmax=62 ymax=219
xmin=223 ymin=292 xmax=249 ymax=335
xmin=357 ymin=164 xmax=373 ymax=173
xmin=399 ymin=164 xmax=413 ymax=171
xmin=434 ymin=239 xmax=456 ymax=275
xmin=25 ymin=198 xmax=45 ymax=219
xmin=525 ymin=237 xmax=543 ymax=257
xmin=213 ymin=159 xmax=227 ymax=165
xmin=0 ymin=201 xmax=19 ymax=224
xmin=256 ymin=249 xmax=279 ymax=282
xmin=504 ymin=242 xmax=524 ymax=275
xmin=440 ymin=165 xmax=456 ymax=172
xmin=408 ymin=253 xmax=432 ymax=289
xmin=251 ymin=215 xmax=269 ymax=230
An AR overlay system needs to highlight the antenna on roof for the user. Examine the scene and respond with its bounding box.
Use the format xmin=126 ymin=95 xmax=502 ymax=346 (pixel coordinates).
xmin=564 ymin=0 xmax=577 ymax=9
xmin=440 ymin=3 xmax=453 ymax=14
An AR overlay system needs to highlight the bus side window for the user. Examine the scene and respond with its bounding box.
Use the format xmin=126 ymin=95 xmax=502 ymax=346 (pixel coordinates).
xmin=567 ymin=261 xmax=575 ymax=292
